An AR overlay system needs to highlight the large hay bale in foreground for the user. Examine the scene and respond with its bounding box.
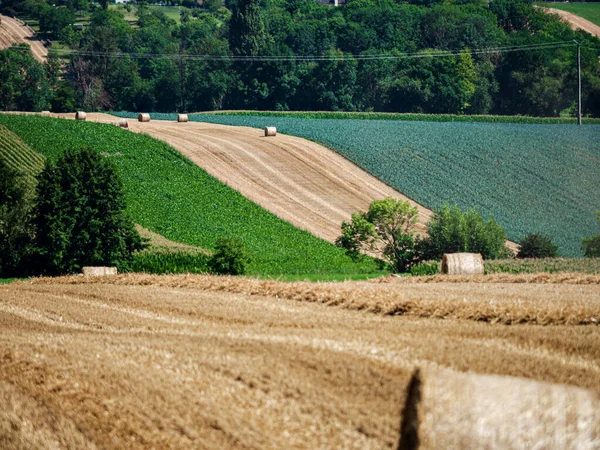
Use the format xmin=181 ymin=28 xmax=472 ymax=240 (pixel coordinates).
xmin=177 ymin=114 xmax=188 ymax=123
xmin=441 ymin=252 xmax=483 ymax=275
xmin=75 ymin=111 xmax=87 ymax=121
xmin=82 ymin=266 xmax=118 ymax=276
xmin=138 ymin=113 xmax=151 ymax=122
xmin=265 ymin=126 xmax=277 ymax=137
xmin=117 ymin=118 xmax=128 ymax=128
xmin=398 ymin=368 xmax=600 ymax=450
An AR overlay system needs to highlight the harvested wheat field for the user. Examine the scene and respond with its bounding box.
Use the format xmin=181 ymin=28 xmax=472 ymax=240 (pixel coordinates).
xmin=0 ymin=14 xmax=47 ymax=62
xmin=49 ymin=112 xmax=432 ymax=242
xmin=1 ymin=274 xmax=599 ymax=449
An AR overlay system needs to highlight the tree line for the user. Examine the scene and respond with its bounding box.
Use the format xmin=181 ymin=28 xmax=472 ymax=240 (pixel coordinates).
xmin=0 ymin=0 xmax=599 ymax=116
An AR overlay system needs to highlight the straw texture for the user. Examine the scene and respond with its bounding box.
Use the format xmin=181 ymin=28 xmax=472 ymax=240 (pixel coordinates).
xmin=441 ymin=253 xmax=484 ymax=275
xmin=398 ymin=368 xmax=600 ymax=450
xmin=82 ymin=266 xmax=118 ymax=276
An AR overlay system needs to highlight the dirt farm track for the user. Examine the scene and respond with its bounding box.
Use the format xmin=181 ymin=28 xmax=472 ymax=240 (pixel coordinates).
xmin=1 ymin=274 xmax=599 ymax=449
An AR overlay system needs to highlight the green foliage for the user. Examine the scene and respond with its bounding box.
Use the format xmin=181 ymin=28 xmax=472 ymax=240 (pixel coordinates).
xmin=423 ymin=204 xmax=508 ymax=260
xmin=582 ymin=212 xmax=600 ymax=258
xmin=517 ymin=233 xmax=559 ymax=259
xmin=336 ymin=198 xmax=422 ymax=273
xmin=33 ymin=147 xmax=145 ymax=275
xmin=126 ymin=249 xmax=211 ymax=274
xmin=169 ymin=114 xmax=600 ymax=257
xmin=410 ymin=261 xmax=439 ymax=276
xmin=209 ymin=236 xmax=250 ymax=275
xmin=0 ymin=115 xmax=381 ymax=276
xmin=0 ymin=157 xmax=35 ymax=276
xmin=0 ymin=124 xmax=45 ymax=177
xmin=0 ymin=46 xmax=52 ymax=112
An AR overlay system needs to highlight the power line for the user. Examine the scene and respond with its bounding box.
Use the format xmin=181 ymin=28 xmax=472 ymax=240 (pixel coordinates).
xmin=42 ymin=40 xmax=580 ymax=61
xmin=4 ymin=39 xmax=593 ymax=61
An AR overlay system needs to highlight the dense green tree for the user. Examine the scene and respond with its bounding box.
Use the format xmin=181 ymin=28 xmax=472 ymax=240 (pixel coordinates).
xmin=517 ymin=233 xmax=559 ymax=258
xmin=423 ymin=204 xmax=508 ymax=260
xmin=0 ymin=157 xmax=35 ymax=277
xmin=33 ymin=148 xmax=145 ymax=275
xmin=0 ymin=46 xmax=52 ymax=111
xmin=336 ymin=198 xmax=422 ymax=273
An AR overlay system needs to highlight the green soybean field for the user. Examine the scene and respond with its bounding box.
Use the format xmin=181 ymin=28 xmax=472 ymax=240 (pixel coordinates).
xmin=0 ymin=115 xmax=381 ymax=276
xmin=120 ymin=113 xmax=600 ymax=257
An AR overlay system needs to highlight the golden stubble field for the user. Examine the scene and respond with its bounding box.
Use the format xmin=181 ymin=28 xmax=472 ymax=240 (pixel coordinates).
xmin=1 ymin=274 xmax=599 ymax=449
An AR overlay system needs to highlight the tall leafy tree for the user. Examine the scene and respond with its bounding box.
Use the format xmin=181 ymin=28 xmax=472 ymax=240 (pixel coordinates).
xmin=33 ymin=148 xmax=145 ymax=275
xmin=0 ymin=157 xmax=35 ymax=277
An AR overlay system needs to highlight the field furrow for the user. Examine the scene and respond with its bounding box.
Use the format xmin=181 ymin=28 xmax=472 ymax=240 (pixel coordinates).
xmin=1 ymin=277 xmax=599 ymax=449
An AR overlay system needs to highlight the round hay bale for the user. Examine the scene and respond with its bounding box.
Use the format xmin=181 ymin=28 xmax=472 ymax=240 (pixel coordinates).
xmin=177 ymin=114 xmax=188 ymax=123
xmin=398 ymin=368 xmax=600 ymax=450
xmin=40 ymin=111 xmax=50 ymax=117
xmin=117 ymin=118 xmax=128 ymax=128
xmin=441 ymin=252 xmax=483 ymax=275
xmin=265 ymin=126 xmax=277 ymax=137
xmin=82 ymin=266 xmax=118 ymax=276
xmin=75 ymin=111 xmax=87 ymax=121
xmin=138 ymin=113 xmax=151 ymax=123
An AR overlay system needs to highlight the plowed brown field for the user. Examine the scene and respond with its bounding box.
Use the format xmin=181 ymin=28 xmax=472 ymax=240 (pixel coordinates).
xmin=0 ymin=14 xmax=47 ymax=62
xmin=1 ymin=275 xmax=599 ymax=449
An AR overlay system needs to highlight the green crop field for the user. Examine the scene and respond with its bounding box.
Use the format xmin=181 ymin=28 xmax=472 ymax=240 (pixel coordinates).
xmin=117 ymin=113 xmax=600 ymax=257
xmin=537 ymin=2 xmax=600 ymax=27
xmin=0 ymin=115 xmax=381 ymax=276
xmin=0 ymin=125 xmax=44 ymax=177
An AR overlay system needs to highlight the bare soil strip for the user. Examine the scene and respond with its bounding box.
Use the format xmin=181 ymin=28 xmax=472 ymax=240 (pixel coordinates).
xmin=0 ymin=14 xmax=47 ymax=62
xmin=26 ymin=273 xmax=600 ymax=325
xmin=543 ymin=7 xmax=600 ymax=37
xmin=1 ymin=280 xmax=599 ymax=449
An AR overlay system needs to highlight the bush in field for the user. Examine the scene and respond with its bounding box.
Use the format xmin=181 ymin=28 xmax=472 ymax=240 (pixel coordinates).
xmin=410 ymin=261 xmax=439 ymax=276
xmin=209 ymin=237 xmax=250 ymax=275
xmin=336 ymin=198 xmax=422 ymax=273
xmin=33 ymin=148 xmax=145 ymax=275
xmin=422 ymin=204 xmax=508 ymax=260
xmin=582 ymin=212 xmax=600 ymax=258
xmin=0 ymin=158 xmax=35 ymax=276
xmin=517 ymin=233 xmax=559 ymax=259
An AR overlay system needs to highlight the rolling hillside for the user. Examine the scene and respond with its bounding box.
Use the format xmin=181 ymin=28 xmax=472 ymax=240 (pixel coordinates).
xmin=0 ymin=14 xmax=47 ymax=61
xmin=0 ymin=114 xmax=381 ymax=276
xmin=159 ymin=114 xmax=599 ymax=257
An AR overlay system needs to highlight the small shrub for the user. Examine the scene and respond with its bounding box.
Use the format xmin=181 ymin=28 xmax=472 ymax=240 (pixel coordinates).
xmin=410 ymin=261 xmax=439 ymax=276
xmin=581 ymin=212 xmax=600 ymax=258
xmin=517 ymin=233 xmax=558 ymax=258
xmin=209 ymin=237 xmax=250 ymax=275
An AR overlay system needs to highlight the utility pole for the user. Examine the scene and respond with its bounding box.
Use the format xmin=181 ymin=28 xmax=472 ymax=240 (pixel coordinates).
xmin=577 ymin=41 xmax=582 ymax=126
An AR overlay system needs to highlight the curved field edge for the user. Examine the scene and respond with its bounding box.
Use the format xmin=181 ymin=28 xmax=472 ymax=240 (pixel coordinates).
xmin=162 ymin=111 xmax=600 ymax=125
xmin=24 ymin=273 xmax=600 ymax=325
xmin=115 ymin=113 xmax=599 ymax=258
xmin=0 ymin=115 xmax=380 ymax=276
